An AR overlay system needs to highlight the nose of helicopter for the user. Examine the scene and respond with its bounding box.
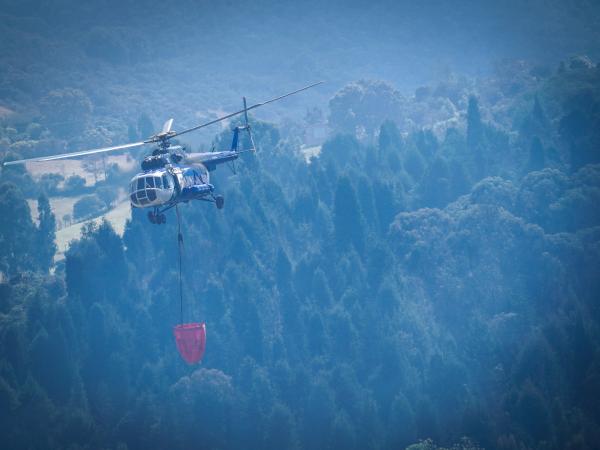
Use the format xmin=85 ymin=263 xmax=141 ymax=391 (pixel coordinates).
xmin=129 ymin=172 xmax=175 ymax=208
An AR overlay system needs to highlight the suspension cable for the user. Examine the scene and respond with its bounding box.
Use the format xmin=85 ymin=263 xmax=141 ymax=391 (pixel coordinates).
xmin=176 ymin=205 xmax=184 ymax=324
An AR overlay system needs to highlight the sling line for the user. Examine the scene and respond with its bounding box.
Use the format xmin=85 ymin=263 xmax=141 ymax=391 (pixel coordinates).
xmin=176 ymin=205 xmax=184 ymax=324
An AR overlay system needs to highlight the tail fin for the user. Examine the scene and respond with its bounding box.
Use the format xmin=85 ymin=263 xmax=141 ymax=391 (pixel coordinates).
xmin=162 ymin=118 xmax=174 ymax=133
xmin=230 ymin=97 xmax=256 ymax=153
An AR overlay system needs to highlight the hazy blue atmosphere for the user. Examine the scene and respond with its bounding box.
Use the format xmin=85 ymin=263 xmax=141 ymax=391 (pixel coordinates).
xmin=1 ymin=1 xmax=600 ymax=449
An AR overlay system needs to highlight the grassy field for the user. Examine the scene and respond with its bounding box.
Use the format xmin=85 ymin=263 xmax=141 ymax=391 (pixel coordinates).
xmin=25 ymin=154 xmax=137 ymax=186
xmin=27 ymin=194 xmax=131 ymax=261
xmin=27 ymin=195 xmax=84 ymax=227
xmin=54 ymin=199 xmax=132 ymax=261
xmin=23 ymin=152 xmax=138 ymax=260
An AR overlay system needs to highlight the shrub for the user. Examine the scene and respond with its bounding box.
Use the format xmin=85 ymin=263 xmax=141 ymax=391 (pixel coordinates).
xmin=73 ymin=194 xmax=104 ymax=220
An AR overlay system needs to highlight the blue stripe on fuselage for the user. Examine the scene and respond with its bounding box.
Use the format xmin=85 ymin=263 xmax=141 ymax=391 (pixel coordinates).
xmin=180 ymin=184 xmax=214 ymax=200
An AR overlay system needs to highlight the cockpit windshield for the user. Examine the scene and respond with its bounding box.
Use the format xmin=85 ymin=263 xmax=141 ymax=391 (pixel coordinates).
xmin=130 ymin=173 xmax=172 ymax=206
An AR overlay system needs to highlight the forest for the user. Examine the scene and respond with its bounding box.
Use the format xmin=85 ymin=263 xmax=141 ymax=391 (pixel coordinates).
xmin=1 ymin=1 xmax=600 ymax=449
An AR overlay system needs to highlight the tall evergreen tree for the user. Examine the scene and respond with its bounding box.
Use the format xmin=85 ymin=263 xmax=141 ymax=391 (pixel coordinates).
xmin=137 ymin=113 xmax=155 ymax=138
xmin=467 ymin=96 xmax=485 ymax=177
xmin=467 ymin=96 xmax=483 ymax=149
xmin=333 ymin=177 xmax=365 ymax=253
xmin=378 ymin=120 xmax=402 ymax=154
xmin=35 ymin=193 xmax=56 ymax=272
xmin=527 ymin=136 xmax=545 ymax=172
xmin=378 ymin=120 xmax=403 ymax=170
xmin=0 ymin=183 xmax=35 ymax=275
xmin=532 ymin=94 xmax=546 ymax=124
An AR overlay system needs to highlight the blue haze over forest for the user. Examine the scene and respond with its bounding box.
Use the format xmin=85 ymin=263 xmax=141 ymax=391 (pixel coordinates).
xmin=1 ymin=0 xmax=600 ymax=449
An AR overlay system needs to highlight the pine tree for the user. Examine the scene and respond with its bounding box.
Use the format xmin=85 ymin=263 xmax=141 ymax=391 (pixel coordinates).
xmin=333 ymin=177 xmax=365 ymax=253
xmin=36 ymin=193 xmax=56 ymax=272
xmin=137 ymin=113 xmax=154 ymax=139
xmin=532 ymin=95 xmax=546 ymax=124
xmin=127 ymin=123 xmax=138 ymax=141
xmin=378 ymin=120 xmax=402 ymax=162
xmin=467 ymin=96 xmax=485 ymax=177
xmin=0 ymin=183 xmax=36 ymax=275
xmin=527 ymin=136 xmax=545 ymax=172
xmin=467 ymin=96 xmax=483 ymax=149
xmin=264 ymin=403 xmax=298 ymax=449
xmin=388 ymin=393 xmax=417 ymax=448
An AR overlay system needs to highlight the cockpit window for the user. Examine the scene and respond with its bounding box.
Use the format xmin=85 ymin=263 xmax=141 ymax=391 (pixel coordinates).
xmin=130 ymin=173 xmax=173 ymax=207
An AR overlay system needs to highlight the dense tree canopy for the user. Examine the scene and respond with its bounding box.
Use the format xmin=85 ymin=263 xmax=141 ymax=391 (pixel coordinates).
xmin=1 ymin=8 xmax=600 ymax=448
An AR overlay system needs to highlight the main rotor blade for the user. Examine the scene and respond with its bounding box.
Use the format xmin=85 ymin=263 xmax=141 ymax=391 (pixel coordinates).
xmin=174 ymin=81 xmax=324 ymax=138
xmin=2 ymin=141 xmax=147 ymax=166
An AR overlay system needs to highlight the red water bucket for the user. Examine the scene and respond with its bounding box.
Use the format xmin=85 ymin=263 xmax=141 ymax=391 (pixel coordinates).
xmin=173 ymin=323 xmax=206 ymax=364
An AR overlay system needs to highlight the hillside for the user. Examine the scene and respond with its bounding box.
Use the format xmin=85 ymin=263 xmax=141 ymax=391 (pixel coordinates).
xmin=1 ymin=2 xmax=600 ymax=449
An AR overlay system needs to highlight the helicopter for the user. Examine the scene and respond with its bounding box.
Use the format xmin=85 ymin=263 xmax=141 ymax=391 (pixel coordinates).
xmin=2 ymin=82 xmax=323 ymax=224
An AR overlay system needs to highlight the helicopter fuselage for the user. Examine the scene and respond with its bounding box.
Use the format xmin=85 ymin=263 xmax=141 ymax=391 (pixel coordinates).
xmin=128 ymin=164 xmax=213 ymax=210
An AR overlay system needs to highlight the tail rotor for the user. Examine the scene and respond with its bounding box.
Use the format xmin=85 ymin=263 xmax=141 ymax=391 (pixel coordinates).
xmin=242 ymin=96 xmax=256 ymax=153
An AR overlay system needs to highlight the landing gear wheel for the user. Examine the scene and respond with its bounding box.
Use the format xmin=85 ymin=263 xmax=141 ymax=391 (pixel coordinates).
xmin=148 ymin=211 xmax=166 ymax=224
xmin=215 ymin=195 xmax=224 ymax=210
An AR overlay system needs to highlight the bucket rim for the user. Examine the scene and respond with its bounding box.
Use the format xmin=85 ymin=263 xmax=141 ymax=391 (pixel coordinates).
xmin=174 ymin=322 xmax=205 ymax=331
